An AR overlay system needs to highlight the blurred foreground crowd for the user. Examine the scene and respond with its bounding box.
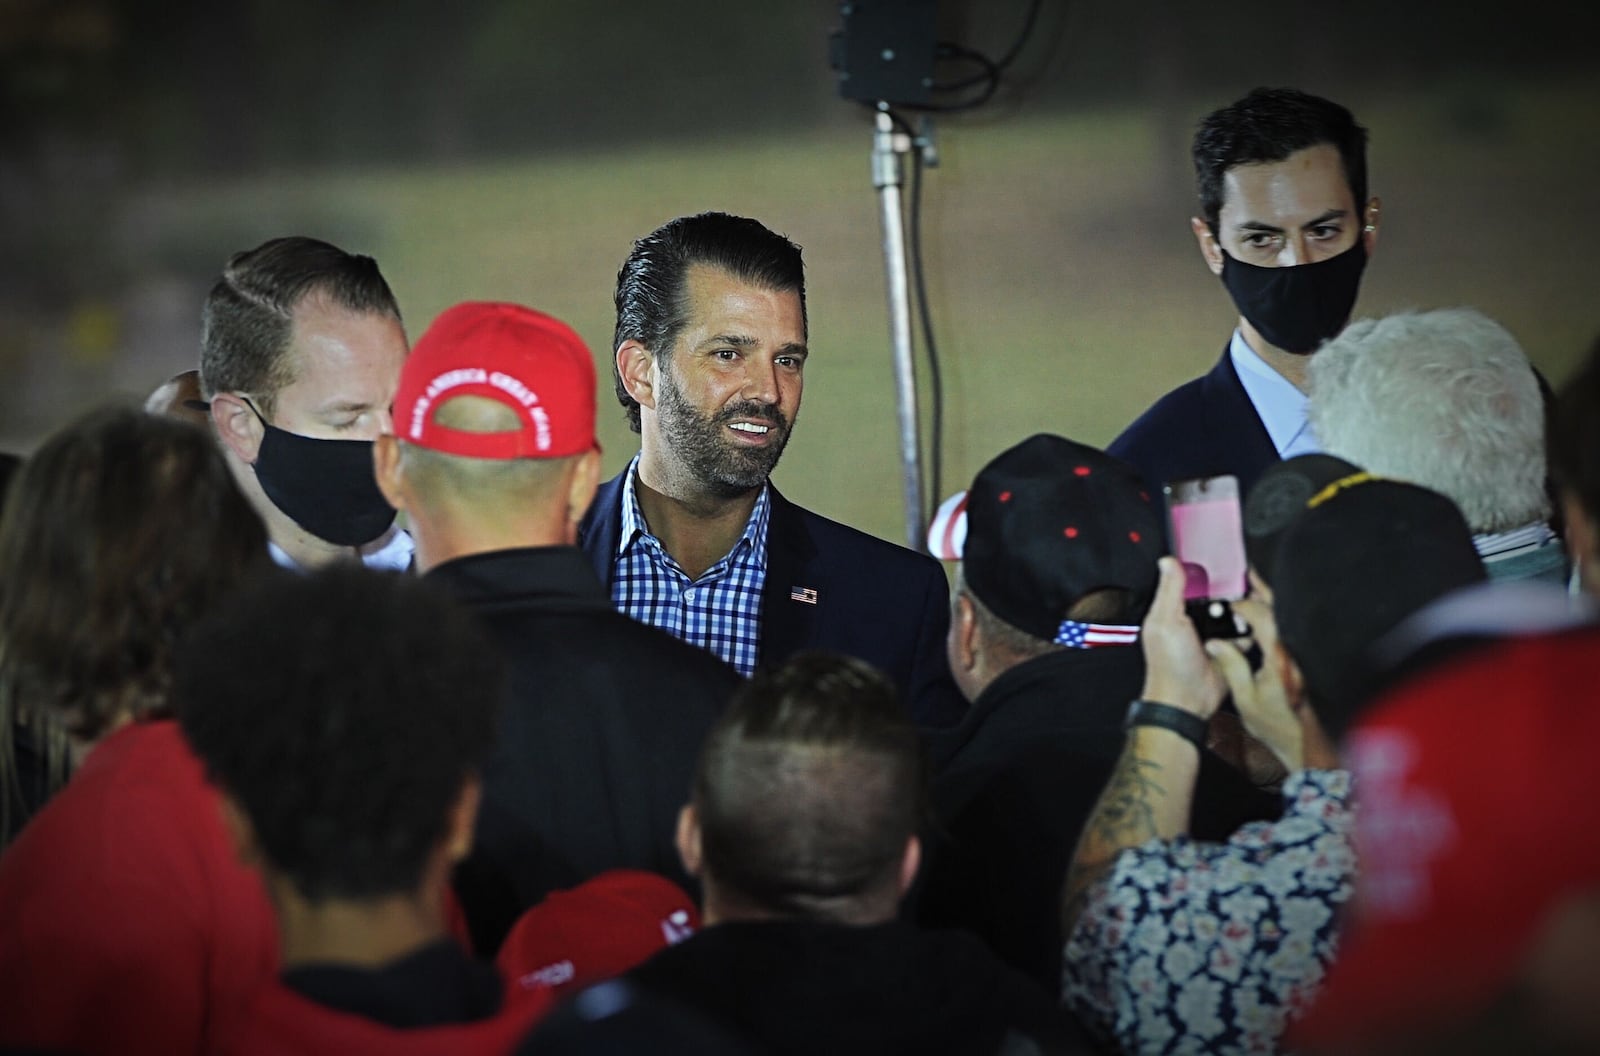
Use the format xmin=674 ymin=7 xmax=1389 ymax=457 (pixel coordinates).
xmin=1 ymin=87 xmax=1597 ymax=1056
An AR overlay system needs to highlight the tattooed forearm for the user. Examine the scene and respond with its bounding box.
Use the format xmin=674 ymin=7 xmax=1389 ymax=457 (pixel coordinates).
xmin=1063 ymin=731 xmax=1196 ymax=934
xmin=1089 ymin=745 xmax=1166 ymax=848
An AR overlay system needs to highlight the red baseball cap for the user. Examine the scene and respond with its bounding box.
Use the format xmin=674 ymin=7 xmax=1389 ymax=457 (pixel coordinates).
xmin=395 ymin=301 xmax=596 ymax=459
xmin=496 ymin=870 xmax=700 ymax=999
xmin=1291 ymin=626 xmax=1600 ymax=1049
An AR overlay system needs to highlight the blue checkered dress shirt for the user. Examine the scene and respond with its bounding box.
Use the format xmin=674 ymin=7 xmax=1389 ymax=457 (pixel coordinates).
xmin=611 ymin=456 xmax=769 ymax=676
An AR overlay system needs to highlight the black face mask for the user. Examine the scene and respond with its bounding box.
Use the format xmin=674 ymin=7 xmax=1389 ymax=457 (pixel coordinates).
xmin=246 ymin=402 xmax=396 ymax=547
xmin=1219 ymin=239 xmax=1367 ymax=355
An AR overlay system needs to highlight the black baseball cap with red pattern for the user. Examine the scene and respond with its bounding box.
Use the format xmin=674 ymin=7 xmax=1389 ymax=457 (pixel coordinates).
xmin=930 ymin=434 xmax=1166 ymax=640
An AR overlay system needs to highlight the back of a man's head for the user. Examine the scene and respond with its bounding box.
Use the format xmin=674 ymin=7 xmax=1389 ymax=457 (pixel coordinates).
xmin=1309 ymin=308 xmax=1549 ymax=534
xmin=689 ymin=652 xmax=924 ymax=925
xmin=930 ymin=434 xmax=1164 ymax=689
xmin=200 ymin=236 xmax=401 ymax=416
xmin=383 ymin=301 xmax=600 ymax=559
xmin=1271 ymin=478 xmax=1488 ymax=742
xmin=1192 ymin=87 xmax=1369 ymax=233
xmin=175 ymin=565 xmax=503 ymax=903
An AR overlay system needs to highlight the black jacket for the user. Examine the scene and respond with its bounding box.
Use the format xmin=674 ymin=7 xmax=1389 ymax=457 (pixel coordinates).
xmin=628 ymin=918 xmax=1093 ymax=1055
xmin=580 ymin=473 xmax=967 ymax=728
xmin=915 ymin=647 xmax=1280 ymax=991
xmin=1108 ymin=347 xmax=1280 ymax=500
xmin=429 ymin=547 xmax=740 ymax=955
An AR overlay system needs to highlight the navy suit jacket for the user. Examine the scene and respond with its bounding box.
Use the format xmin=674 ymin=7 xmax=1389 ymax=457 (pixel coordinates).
xmin=580 ymin=472 xmax=967 ymax=728
xmin=1107 ymin=347 xmax=1280 ymax=500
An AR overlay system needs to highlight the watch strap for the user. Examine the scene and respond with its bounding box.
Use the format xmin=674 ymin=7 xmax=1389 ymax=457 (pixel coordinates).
xmin=1124 ymin=698 xmax=1208 ymax=751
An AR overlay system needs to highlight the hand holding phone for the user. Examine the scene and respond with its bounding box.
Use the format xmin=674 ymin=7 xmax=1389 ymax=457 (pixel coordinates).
xmin=1164 ymin=474 xmax=1249 ymax=639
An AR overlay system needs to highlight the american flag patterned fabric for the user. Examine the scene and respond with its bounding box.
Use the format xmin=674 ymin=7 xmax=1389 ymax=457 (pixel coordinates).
xmin=1054 ymin=619 xmax=1140 ymax=648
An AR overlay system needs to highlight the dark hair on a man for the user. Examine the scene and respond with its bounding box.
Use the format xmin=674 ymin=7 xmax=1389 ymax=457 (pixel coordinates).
xmin=0 ymin=407 xmax=270 ymax=845
xmin=612 ymin=212 xmax=806 ymax=433
xmin=200 ymin=236 xmax=402 ymax=417
xmin=176 ymin=566 xmax=504 ymax=903
xmin=690 ymin=651 xmax=924 ymax=923
xmin=1550 ymin=334 xmax=1600 ymax=526
xmin=1193 ymin=87 xmax=1370 ymax=234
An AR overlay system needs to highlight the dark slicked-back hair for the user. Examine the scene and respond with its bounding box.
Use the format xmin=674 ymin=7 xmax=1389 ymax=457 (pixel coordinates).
xmin=612 ymin=212 xmax=806 ymax=432
xmin=691 ymin=651 xmax=924 ymax=922
xmin=1550 ymin=334 xmax=1600 ymax=528
xmin=176 ymin=566 xmax=503 ymax=903
xmin=1193 ymin=87 xmax=1370 ymax=234
xmin=200 ymin=236 xmax=402 ymax=417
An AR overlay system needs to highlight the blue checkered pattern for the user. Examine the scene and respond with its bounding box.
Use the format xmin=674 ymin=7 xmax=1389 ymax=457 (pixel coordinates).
xmin=611 ymin=457 xmax=769 ymax=676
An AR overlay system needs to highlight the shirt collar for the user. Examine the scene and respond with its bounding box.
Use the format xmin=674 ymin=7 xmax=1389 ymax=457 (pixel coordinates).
xmin=1473 ymin=519 xmax=1557 ymax=559
xmin=1228 ymin=329 xmax=1319 ymax=458
xmin=618 ymin=453 xmax=771 ymax=570
xmin=268 ymin=528 xmax=415 ymax=573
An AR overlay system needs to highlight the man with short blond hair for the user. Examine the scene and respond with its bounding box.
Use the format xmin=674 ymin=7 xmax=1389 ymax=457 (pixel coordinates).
xmin=201 ymin=236 xmax=413 ymax=570
xmin=375 ymin=301 xmax=738 ymax=956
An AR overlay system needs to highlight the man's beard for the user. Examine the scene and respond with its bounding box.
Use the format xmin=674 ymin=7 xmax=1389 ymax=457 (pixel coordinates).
xmin=656 ymin=371 xmax=793 ymax=497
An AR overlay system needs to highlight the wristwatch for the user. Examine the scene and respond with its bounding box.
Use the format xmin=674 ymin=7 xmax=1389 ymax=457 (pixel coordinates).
xmin=1124 ymin=699 xmax=1208 ymax=751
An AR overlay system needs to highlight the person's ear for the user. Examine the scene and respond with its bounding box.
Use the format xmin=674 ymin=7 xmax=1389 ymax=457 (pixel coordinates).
xmin=211 ymin=393 xmax=265 ymax=464
xmin=1192 ymin=216 xmax=1225 ymax=277
xmin=898 ymin=835 xmax=922 ymax=896
xmin=951 ymin=591 xmax=980 ymax=673
xmin=616 ymin=340 xmax=657 ymax=413
xmin=567 ymin=448 xmax=602 ymax=530
xmin=675 ymin=804 xmax=703 ymax=878
xmin=1361 ymin=196 xmax=1382 ymax=256
xmin=218 ymin=793 xmax=264 ymax=869
xmin=373 ymin=434 xmax=406 ymax=513
xmin=445 ymin=776 xmax=482 ymax=862
xmin=1561 ymin=490 xmax=1600 ymax=596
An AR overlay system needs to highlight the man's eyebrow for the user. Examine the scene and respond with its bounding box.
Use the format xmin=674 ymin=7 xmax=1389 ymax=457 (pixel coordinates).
xmin=698 ymin=333 xmax=758 ymax=349
xmin=1302 ymin=207 xmax=1350 ymax=227
xmin=1237 ymin=208 xmax=1350 ymax=234
xmin=694 ymin=335 xmax=809 ymax=357
xmin=316 ymin=399 xmax=375 ymax=415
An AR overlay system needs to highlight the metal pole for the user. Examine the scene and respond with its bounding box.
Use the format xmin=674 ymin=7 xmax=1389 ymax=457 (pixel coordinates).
xmin=871 ymin=106 xmax=926 ymax=551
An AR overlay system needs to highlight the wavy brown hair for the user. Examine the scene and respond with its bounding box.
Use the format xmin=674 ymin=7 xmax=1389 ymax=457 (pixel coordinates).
xmin=0 ymin=406 xmax=271 ymax=846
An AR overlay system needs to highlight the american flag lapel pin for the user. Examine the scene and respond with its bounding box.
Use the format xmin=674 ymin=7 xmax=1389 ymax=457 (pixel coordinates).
xmin=789 ymin=586 xmax=819 ymax=605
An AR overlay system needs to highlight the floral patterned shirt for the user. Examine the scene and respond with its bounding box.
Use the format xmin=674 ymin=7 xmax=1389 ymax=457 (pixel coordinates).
xmin=1062 ymin=769 xmax=1354 ymax=1055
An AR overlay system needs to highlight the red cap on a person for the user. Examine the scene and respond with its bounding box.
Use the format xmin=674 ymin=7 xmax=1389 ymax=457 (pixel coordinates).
xmin=496 ymin=870 xmax=700 ymax=999
xmin=1290 ymin=626 xmax=1600 ymax=1049
xmin=395 ymin=301 xmax=596 ymax=459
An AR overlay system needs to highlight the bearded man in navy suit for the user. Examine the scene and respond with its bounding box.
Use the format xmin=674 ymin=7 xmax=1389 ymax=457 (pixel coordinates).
xmin=580 ymin=211 xmax=964 ymax=728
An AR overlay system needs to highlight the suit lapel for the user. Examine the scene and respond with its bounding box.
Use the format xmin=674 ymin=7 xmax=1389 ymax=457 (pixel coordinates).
xmin=577 ymin=472 xmax=626 ymax=590
xmin=1200 ymin=349 xmax=1279 ymax=492
xmin=759 ymin=486 xmax=821 ymax=669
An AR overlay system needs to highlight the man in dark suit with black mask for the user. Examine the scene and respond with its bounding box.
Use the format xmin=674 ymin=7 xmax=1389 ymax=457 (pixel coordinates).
xmin=1109 ymin=87 xmax=1381 ymax=499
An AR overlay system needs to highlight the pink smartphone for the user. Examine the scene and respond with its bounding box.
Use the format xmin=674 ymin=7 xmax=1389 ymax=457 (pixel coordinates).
xmin=1164 ymin=474 xmax=1248 ymax=602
